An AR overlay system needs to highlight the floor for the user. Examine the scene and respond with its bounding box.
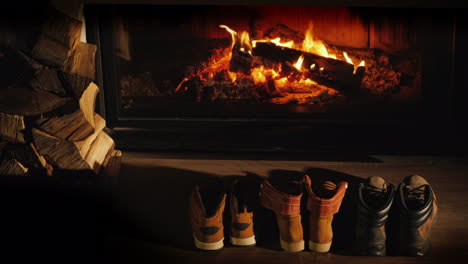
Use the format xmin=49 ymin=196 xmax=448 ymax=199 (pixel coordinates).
xmin=103 ymin=152 xmax=468 ymax=263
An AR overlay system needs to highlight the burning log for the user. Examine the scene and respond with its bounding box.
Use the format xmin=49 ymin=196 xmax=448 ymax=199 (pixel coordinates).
xmin=230 ymin=49 xmax=253 ymax=74
xmin=264 ymin=24 xmax=304 ymax=43
xmin=253 ymin=42 xmax=364 ymax=90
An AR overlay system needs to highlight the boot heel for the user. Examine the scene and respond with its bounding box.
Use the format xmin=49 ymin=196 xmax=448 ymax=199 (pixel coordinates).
xmin=280 ymin=239 xmax=305 ymax=252
xmin=193 ymin=234 xmax=224 ymax=250
xmin=230 ymin=236 xmax=256 ymax=246
xmin=308 ymin=241 xmax=332 ymax=253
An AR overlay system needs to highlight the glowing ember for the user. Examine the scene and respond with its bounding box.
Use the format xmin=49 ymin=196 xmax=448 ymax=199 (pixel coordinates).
xmin=177 ymin=22 xmax=369 ymax=104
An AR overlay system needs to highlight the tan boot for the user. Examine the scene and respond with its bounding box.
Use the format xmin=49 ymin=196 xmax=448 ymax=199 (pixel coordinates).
xmin=305 ymin=175 xmax=347 ymax=253
xmin=230 ymin=177 xmax=256 ymax=246
xmin=189 ymin=181 xmax=226 ymax=250
xmin=260 ymin=176 xmax=304 ymax=252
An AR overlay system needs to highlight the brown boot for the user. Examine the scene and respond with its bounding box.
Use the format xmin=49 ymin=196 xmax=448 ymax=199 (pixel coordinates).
xmin=189 ymin=180 xmax=226 ymax=250
xmin=230 ymin=177 xmax=256 ymax=246
xmin=305 ymin=175 xmax=348 ymax=252
xmin=396 ymin=175 xmax=438 ymax=256
xmin=260 ymin=176 xmax=304 ymax=252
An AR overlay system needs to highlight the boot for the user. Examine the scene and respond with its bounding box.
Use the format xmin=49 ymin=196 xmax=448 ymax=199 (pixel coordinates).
xmin=189 ymin=180 xmax=226 ymax=250
xmin=305 ymin=175 xmax=347 ymax=253
xmin=259 ymin=175 xmax=304 ymax=252
xmin=355 ymin=176 xmax=395 ymax=256
xmin=229 ymin=177 xmax=256 ymax=246
xmin=396 ymin=175 xmax=438 ymax=256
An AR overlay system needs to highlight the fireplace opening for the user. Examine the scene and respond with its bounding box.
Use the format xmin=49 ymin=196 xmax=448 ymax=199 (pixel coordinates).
xmin=85 ymin=5 xmax=465 ymax=153
xmin=103 ymin=6 xmax=427 ymax=118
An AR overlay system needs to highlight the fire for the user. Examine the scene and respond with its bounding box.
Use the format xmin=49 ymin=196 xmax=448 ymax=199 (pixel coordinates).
xmin=302 ymin=23 xmax=329 ymax=58
xmin=220 ymin=25 xmax=252 ymax=54
xmin=343 ymin=52 xmax=353 ymax=64
xmin=178 ymin=22 xmax=367 ymax=104
xmin=219 ymin=25 xmax=237 ymax=49
xmin=343 ymin=51 xmax=366 ymax=74
xmin=294 ymin=55 xmax=305 ymax=70
xmin=251 ymin=66 xmax=280 ymax=84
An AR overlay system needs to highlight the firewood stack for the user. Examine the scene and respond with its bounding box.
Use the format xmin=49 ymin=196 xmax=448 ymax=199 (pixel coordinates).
xmin=0 ymin=3 xmax=122 ymax=179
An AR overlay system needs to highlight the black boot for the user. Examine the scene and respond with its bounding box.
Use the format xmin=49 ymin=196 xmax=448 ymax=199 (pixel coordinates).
xmin=355 ymin=176 xmax=395 ymax=256
xmin=396 ymin=175 xmax=438 ymax=256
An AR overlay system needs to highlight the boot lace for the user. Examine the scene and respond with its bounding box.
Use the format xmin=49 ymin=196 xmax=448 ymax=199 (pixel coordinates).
xmin=404 ymin=184 xmax=428 ymax=209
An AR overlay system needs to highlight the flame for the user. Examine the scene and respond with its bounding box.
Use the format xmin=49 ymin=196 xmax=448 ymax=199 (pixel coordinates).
xmin=294 ymin=55 xmax=304 ymax=70
xmin=239 ymin=31 xmax=252 ymax=54
xmin=302 ymin=23 xmax=329 ymax=58
xmin=343 ymin=52 xmax=353 ymax=65
xmin=219 ymin=25 xmax=237 ymax=49
xmin=343 ymin=51 xmax=366 ymax=74
xmin=252 ymin=38 xmax=294 ymax=49
xmin=270 ymin=38 xmax=294 ymax=48
xmin=177 ymin=23 xmax=367 ymax=104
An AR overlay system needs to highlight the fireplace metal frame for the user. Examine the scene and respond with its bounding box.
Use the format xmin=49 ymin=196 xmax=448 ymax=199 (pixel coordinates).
xmin=84 ymin=4 xmax=468 ymax=154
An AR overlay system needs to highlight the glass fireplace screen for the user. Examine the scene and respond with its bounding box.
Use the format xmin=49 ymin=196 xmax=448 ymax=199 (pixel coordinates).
xmin=105 ymin=6 xmax=439 ymax=118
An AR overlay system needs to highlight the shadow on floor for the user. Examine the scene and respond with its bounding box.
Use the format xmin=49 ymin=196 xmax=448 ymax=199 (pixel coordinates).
xmin=114 ymin=163 xmax=366 ymax=255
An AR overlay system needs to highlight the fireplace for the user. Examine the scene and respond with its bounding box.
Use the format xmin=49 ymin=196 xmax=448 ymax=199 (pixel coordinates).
xmin=85 ymin=4 xmax=467 ymax=154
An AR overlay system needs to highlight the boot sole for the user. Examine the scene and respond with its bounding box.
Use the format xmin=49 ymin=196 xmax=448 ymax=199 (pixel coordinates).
xmin=230 ymin=236 xmax=256 ymax=246
xmin=309 ymin=241 xmax=332 ymax=253
xmin=193 ymin=234 xmax=224 ymax=250
xmin=280 ymin=239 xmax=305 ymax=252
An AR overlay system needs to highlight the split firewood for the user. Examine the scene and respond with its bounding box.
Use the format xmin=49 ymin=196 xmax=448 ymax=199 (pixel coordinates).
xmin=0 ymin=113 xmax=25 ymax=143
xmin=32 ymin=128 xmax=92 ymax=171
xmin=85 ymin=130 xmax=115 ymax=175
xmin=30 ymin=68 xmax=67 ymax=95
xmin=79 ymin=82 xmax=99 ymax=128
xmin=0 ymin=158 xmax=28 ymax=176
xmin=0 ymin=50 xmax=39 ymax=88
xmin=74 ymin=113 xmax=106 ymax=158
xmin=0 ymin=86 xmax=71 ymax=116
xmin=33 ymin=123 xmax=113 ymax=175
xmin=31 ymin=6 xmax=82 ymax=67
xmin=34 ymin=82 xmax=99 ymax=141
xmin=2 ymin=143 xmax=51 ymax=174
xmin=61 ymin=42 xmax=97 ymax=98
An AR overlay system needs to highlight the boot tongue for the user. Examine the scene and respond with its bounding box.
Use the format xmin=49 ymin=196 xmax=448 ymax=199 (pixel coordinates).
xmin=362 ymin=176 xmax=388 ymax=208
xmin=404 ymin=185 xmax=426 ymax=209
xmin=403 ymin=175 xmax=428 ymax=209
xmin=366 ymin=176 xmax=386 ymax=190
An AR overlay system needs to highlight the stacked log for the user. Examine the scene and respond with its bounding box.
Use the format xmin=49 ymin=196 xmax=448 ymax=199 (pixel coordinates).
xmin=0 ymin=4 xmax=121 ymax=178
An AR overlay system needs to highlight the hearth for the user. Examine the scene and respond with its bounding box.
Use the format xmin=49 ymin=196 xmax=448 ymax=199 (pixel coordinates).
xmin=85 ymin=4 xmax=468 ymax=154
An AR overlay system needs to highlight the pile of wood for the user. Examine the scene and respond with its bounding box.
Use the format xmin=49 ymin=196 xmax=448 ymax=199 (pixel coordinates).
xmin=0 ymin=4 xmax=121 ymax=179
